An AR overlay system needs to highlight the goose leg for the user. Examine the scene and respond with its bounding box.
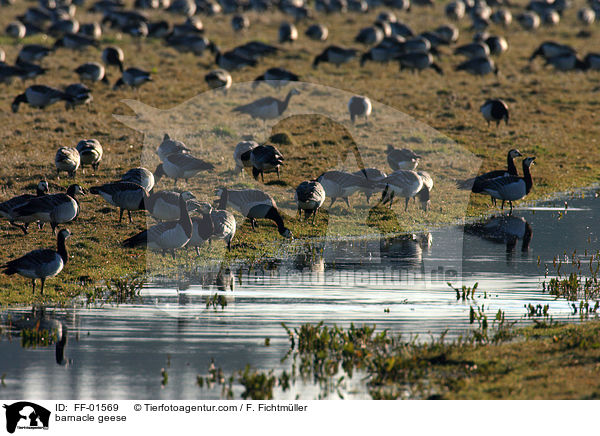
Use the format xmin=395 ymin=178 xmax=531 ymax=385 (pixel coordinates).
xmin=276 ymin=168 xmax=280 ymax=179
xmin=312 ymin=209 xmax=317 ymax=225
xmin=173 ymin=179 xmax=178 ymax=188
xmin=261 ymin=172 xmax=264 ymax=183
xmin=501 ymin=200 xmax=505 ymax=210
xmin=128 ymin=210 xmax=133 ymax=223
xmin=119 ymin=208 xmax=124 ymax=222
xmin=250 ymin=218 xmax=257 ymax=230
xmin=297 ymin=208 xmax=301 ymax=219
xmin=195 ymin=246 xmax=200 ymax=256
xmin=404 ymin=197 xmax=410 ymax=211
xmin=10 ymin=221 xmax=28 ymax=234
xmin=227 ymin=237 xmax=232 ymax=251
xmin=344 ymin=197 xmax=351 ymax=208
xmin=40 ymin=278 xmax=45 ymax=295
xmin=51 ymin=223 xmax=57 ymax=235
xmin=31 ymin=279 xmax=36 ymax=295
xmin=329 ymin=197 xmax=336 ymax=208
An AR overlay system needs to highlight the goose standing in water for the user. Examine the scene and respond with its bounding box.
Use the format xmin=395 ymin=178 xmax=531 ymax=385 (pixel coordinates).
xmin=55 ymin=147 xmax=81 ymax=178
xmin=295 ymin=180 xmax=326 ymax=223
xmin=348 ymin=96 xmax=372 ymax=124
xmin=193 ymin=202 xmax=237 ymax=251
xmin=249 ymin=145 xmax=284 ymax=181
xmin=154 ymin=153 xmax=214 ymax=187
xmin=380 ymin=170 xmax=424 ymax=210
xmin=233 ymin=140 xmax=258 ymax=175
xmin=11 ymin=85 xmax=71 ymax=113
xmin=0 ymin=180 xmax=49 ymax=233
xmin=317 ymin=171 xmax=376 ymax=208
xmin=122 ymin=193 xmax=193 ymax=257
xmin=457 ymin=149 xmax=522 ymax=205
xmin=480 ymin=99 xmax=509 ymax=127
xmin=76 ymin=139 xmax=103 ymax=172
xmin=233 ymin=89 xmax=300 ymax=126
xmin=387 ymin=146 xmax=421 ymax=171
xmin=120 ymin=167 xmax=155 ymax=191
xmin=479 ymin=157 xmax=536 ymax=211
xmin=12 ymin=184 xmax=85 ymax=234
xmin=353 ymin=168 xmax=387 ymax=202
xmin=2 ymin=229 xmax=72 ymax=295
xmin=90 ymin=181 xmax=149 ymax=223
xmin=217 ymin=188 xmax=292 ymax=238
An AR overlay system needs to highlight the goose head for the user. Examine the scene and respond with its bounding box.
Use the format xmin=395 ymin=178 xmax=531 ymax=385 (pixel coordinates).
xmin=180 ymin=191 xmax=196 ymax=201
xmin=67 ymin=184 xmax=86 ymax=197
xmin=523 ymin=156 xmax=535 ymax=167
xmin=57 ymin=228 xmax=72 ymax=240
xmin=508 ymin=149 xmax=522 ymax=158
xmin=37 ymin=180 xmax=49 ymax=194
xmin=154 ymin=163 xmax=165 ymax=182
xmin=280 ymin=227 xmax=294 ymax=239
xmin=289 ymin=88 xmax=301 ymax=97
xmin=195 ymin=201 xmax=213 ymax=215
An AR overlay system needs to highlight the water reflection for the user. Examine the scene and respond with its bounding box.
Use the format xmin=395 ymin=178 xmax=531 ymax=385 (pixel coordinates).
xmin=464 ymin=215 xmax=533 ymax=262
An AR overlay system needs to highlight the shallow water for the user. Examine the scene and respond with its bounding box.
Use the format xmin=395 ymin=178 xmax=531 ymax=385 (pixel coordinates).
xmin=1 ymin=191 xmax=599 ymax=399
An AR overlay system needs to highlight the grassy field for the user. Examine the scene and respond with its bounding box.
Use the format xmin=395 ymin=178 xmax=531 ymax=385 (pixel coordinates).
xmin=1 ymin=0 xmax=600 ymax=304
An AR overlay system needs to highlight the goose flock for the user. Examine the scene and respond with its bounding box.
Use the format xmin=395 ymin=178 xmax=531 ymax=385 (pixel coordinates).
xmin=4 ymin=0 xmax=598 ymax=296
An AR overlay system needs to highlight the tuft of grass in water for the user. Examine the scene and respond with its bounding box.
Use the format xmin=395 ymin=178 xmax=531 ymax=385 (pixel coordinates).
xmin=239 ymin=365 xmax=276 ymax=400
xmin=21 ymin=328 xmax=58 ymax=348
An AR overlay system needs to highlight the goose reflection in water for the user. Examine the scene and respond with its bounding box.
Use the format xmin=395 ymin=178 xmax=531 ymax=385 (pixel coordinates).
xmin=380 ymin=233 xmax=432 ymax=270
xmin=465 ymin=214 xmax=533 ymax=260
xmin=294 ymin=243 xmax=325 ymax=273
xmin=5 ymin=309 xmax=72 ymax=366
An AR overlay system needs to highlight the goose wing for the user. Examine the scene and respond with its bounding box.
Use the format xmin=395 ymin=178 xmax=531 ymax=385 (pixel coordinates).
xmin=233 ymin=97 xmax=279 ymax=113
xmin=0 ymin=194 xmax=35 ymax=218
xmin=13 ymin=193 xmax=71 ymax=217
xmin=296 ymin=181 xmax=325 ymax=203
xmin=3 ymin=249 xmax=61 ymax=273
xmin=165 ymin=152 xmax=214 ymax=171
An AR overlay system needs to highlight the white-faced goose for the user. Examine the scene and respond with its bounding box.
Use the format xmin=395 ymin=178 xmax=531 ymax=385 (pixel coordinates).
xmin=455 ymin=42 xmax=490 ymax=59
xmin=231 ymin=14 xmax=249 ymax=32
xmin=517 ymin=12 xmax=541 ymax=30
xmin=90 ymin=181 xmax=149 ymax=223
xmin=55 ymin=147 xmax=80 ymax=178
xmin=232 ymin=89 xmax=300 ymax=125
xmin=234 ymin=140 xmax=259 ymax=175
xmin=120 ymin=167 xmax=155 ymax=192
xmin=380 ymin=170 xmax=423 ymax=210
xmin=480 ymin=99 xmax=509 ymax=127
xmin=445 ymin=1 xmax=466 ymax=20
xmin=434 ymin=25 xmax=459 ymax=44
xmin=17 ymin=45 xmax=53 ymax=63
xmin=192 ymin=202 xmax=237 ymax=251
xmin=455 ymin=56 xmax=497 ymax=75
xmin=397 ymin=52 xmax=443 ymax=74
xmin=154 ymin=153 xmax=214 ymax=187
xmin=249 ymin=144 xmax=284 ymax=181
xmin=316 ymin=170 xmax=376 ymax=207
xmin=491 ymin=9 xmax=512 ymax=26
xmin=48 ymin=19 xmax=80 ymax=37
xmin=12 ymin=184 xmax=85 ymax=234
xmin=313 ymin=46 xmax=358 ymax=69
xmin=204 ymin=69 xmax=232 ymax=92
xmin=295 ymin=180 xmax=326 ymax=223
xmin=54 ymin=33 xmax=99 ymax=50
xmin=2 ymin=229 xmax=71 ymax=295
xmin=541 ymin=10 xmax=560 ymax=25
xmin=11 ymin=85 xmax=70 ymax=113
xmin=6 ymin=22 xmax=27 ymax=39
xmin=352 ymin=168 xmax=387 ymax=202
xmin=145 ymin=190 xmax=197 ymax=221
xmin=113 ymin=68 xmax=152 ymax=89
xmin=76 ymin=139 xmax=103 ymax=172
xmin=529 ymin=41 xmax=575 ymax=62
xmin=355 ymin=26 xmax=384 ymax=46
xmin=102 ymin=46 xmax=124 ymax=72
xmin=123 ymin=193 xmax=193 ymax=257
xmin=387 ymin=146 xmax=421 ymax=171
xmin=166 ymin=0 xmax=196 ymax=16
xmin=217 ymin=188 xmax=292 ymax=238
xmin=64 ymin=83 xmax=92 ymax=110
xmin=252 ymin=68 xmax=299 ymax=88
xmin=0 ymin=180 xmax=49 ymax=233
xmin=279 ymin=22 xmax=298 ymax=43
xmin=214 ymin=48 xmax=257 ymax=71
xmin=75 ymin=62 xmax=108 ymax=84
xmin=484 ymin=36 xmax=508 ymax=56
xmin=157 ymin=134 xmax=191 ymax=161
xmin=172 ymin=16 xmax=203 ymax=36
xmin=578 ymin=7 xmax=595 ymax=24
xmin=479 ymin=157 xmax=536 ymax=211
xmin=348 ymin=96 xmax=372 ymax=124
xmin=457 ymin=149 xmax=522 ymax=205
xmin=305 ymin=24 xmax=328 ymax=41
xmin=79 ymin=22 xmax=103 ymax=39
